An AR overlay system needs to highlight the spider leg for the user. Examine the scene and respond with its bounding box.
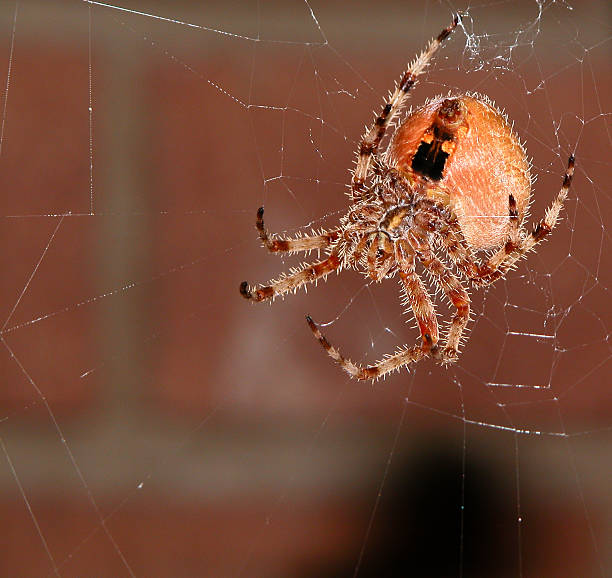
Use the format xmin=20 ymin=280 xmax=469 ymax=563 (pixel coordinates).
xmin=240 ymin=253 xmax=341 ymax=302
xmin=407 ymin=232 xmax=470 ymax=364
xmin=255 ymin=206 xmax=339 ymax=254
xmin=306 ymin=315 xmax=428 ymax=381
xmin=396 ymin=240 xmax=439 ymax=348
xmin=351 ymin=15 xmax=460 ymax=199
xmin=421 ymin=156 xmax=574 ymax=289
xmin=468 ymin=155 xmax=575 ymax=286
xmin=305 ymin=241 xmax=439 ymax=381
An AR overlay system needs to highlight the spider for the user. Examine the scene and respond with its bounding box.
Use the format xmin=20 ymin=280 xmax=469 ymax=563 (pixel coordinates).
xmin=240 ymin=15 xmax=574 ymax=380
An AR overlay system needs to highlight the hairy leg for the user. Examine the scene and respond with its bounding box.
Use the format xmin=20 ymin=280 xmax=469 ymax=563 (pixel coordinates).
xmin=255 ymin=206 xmax=339 ymax=254
xmin=351 ymin=15 xmax=460 ymax=199
xmin=240 ymin=254 xmax=341 ymax=302
xmin=406 ymin=231 xmax=470 ymax=362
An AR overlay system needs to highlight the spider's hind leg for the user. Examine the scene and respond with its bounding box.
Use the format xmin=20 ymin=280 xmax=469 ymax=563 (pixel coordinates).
xmin=467 ymin=155 xmax=575 ymax=287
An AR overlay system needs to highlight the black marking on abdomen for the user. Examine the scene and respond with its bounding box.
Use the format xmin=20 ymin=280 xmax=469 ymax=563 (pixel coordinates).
xmin=411 ymin=139 xmax=449 ymax=181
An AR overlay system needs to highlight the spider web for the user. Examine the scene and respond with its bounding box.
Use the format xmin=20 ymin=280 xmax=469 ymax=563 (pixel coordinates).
xmin=0 ymin=0 xmax=610 ymax=576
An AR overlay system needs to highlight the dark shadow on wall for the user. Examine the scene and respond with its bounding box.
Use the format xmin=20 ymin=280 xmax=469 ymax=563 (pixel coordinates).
xmin=301 ymin=441 xmax=517 ymax=578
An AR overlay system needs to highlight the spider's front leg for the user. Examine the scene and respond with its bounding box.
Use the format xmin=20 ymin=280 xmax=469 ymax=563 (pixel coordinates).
xmin=240 ymin=207 xmax=344 ymax=302
xmin=255 ymin=207 xmax=339 ymax=254
xmin=351 ymin=15 xmax=460 ymax=199
xmin=240 ymin=253 xmax=341 ymax=302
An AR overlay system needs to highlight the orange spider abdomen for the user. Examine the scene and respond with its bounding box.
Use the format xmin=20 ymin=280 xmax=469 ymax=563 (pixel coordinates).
xmin=388 ymin=94 xmax=531 ymax=250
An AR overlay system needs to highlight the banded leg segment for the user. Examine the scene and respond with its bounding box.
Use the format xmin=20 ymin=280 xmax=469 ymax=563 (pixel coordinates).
xmin=256 ymin=207 xmax=339 ymax=254
xmin=351 ymin=15 xmax=460 ymax=199
xmin=240 ymin=254 xmax=341 ymax=302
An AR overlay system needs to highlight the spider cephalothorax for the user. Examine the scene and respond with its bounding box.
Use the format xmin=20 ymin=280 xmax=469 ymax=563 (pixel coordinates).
xmin=240 ymin=15 xmax=574 ymax=380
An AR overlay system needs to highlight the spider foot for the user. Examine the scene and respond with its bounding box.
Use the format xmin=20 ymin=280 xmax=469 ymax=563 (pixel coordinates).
xmin=239 ymin=281 xmax=273 ymax=302
xmin=239 ymin=281 xmax=252 ymax=299
xmin=255 ymin=206 xmax=289 ymax=253
xmin=438 ymin=13 xmax=461 ymax=42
